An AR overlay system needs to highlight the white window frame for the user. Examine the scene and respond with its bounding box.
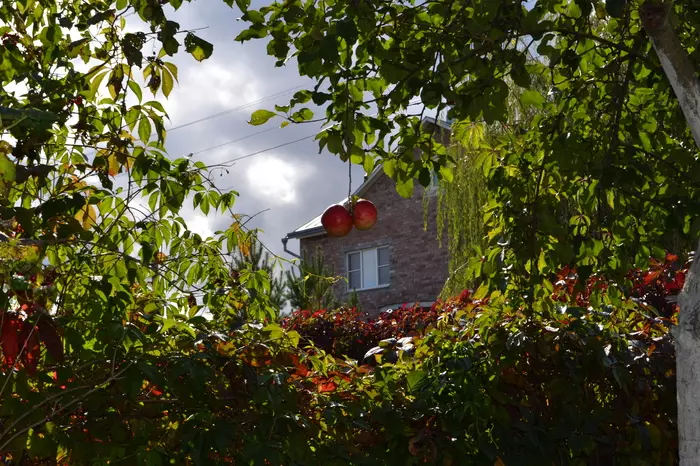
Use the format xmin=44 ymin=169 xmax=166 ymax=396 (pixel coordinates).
xmin=346 ymin=246 xmax=390 ymax=292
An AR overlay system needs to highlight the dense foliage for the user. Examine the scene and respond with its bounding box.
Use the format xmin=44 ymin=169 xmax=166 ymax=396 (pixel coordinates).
xmin=436 ymin=121 xmax=490 ymax=296
xmin=279 ymin=255 xmax=686 ymax=465
xmin=276 ymin=262 xmax=685 ymax=465
xmin=4 ymin=282 xmax=677 ymax=464
xmin=0 ymin=0 xmax=697 ymax=462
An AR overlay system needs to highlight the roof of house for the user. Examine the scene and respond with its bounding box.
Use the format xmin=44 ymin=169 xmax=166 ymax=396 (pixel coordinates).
xmin=285 ymin=116 xmax=452 ymax=241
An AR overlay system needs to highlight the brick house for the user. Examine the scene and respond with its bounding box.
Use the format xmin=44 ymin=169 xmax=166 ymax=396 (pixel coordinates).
xmin=282 ymin=117 xmax=451 ymax=316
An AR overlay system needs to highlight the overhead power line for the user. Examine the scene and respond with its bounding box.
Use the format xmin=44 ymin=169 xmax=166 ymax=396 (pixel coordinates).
xmin=80 ymin=84 xmax=306 ymax=162
xmin=166 ymin=85 xmax=304 ymax=133
xmin=212 ymin=134 xmax=319 ymax=168
xmin=188 ymin=126 xmax=280 ymax=156
xmin=200 ymin=99 xmax=424 ymax=164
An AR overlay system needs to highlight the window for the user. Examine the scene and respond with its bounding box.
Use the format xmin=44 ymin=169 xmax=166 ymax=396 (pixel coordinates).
xmin=347 ymin=246 xmax=390 ymax=291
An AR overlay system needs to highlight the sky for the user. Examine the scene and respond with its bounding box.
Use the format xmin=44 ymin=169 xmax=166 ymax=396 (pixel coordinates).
xmin=122 ymin=1 xmax=369 ymax=274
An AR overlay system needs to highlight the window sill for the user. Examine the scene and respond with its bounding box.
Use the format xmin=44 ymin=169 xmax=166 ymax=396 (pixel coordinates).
xmin=346 ymin=284 xmax=390 ymax=293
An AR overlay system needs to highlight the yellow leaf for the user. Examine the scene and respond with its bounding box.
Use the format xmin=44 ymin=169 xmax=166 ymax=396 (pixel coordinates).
xmin=119 ymin=131 xmax=136 ymax=141
xmin=76 ymin=203 xmax=96 ymax=230
xmin=107 ymin=153 xmax=120 ymax=177
xmin=239 ymin=238 xmax=250 ymax=257
xmin=0 ymin=140 xmax=12 ymax=154
xmin=67 ymin=175 xmax=87 ymax=191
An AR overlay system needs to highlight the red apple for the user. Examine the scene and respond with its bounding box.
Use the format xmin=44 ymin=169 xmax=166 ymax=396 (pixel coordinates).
xmin=352 ymin=199 xmax=377 ymax=230
xmin=321 ymin=204 xmax=353 ymax=237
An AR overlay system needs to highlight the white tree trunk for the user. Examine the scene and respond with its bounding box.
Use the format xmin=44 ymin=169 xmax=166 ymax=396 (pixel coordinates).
xmin=677 ymin=245 xmax=700 ymax=465
xmin=641 ymin=2 xmax=700 ymax=464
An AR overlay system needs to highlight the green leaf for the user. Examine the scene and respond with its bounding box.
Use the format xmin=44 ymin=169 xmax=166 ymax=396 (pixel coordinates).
xmin=537 ymin=250 xmax=547 ymax=273
xmin=396 ymin=178 xmax=414 ymax=198
xmin=439 ymin=165 xmax=453 ymax=182
xmin=163 ymin=62 xmax=179 ymax=82
xmin=639 ymin=131 xmax=652 ymax=153
xmin=520 ymin=90 xmax=545 ymax=108
xmin=184 ymin=33 xmax=213 ymax=62
xmin=419 ymin=168 xmax=432 ymax=187
xmin=473 ymin=283 xmax=489 ymax=300
xmin=248 ymin=109 xmax=276 ymax=126
xmin=0 ymin=107 xmax=58 ymax=125
xmin=235 ymin=25 xmax=268 ymax=42
xmin=88 ymin=71 xmax=109 ymax=100
xmin=363 ymin=155 xmax=375 ymax=174
xmin=161 ymin=67 xmax=174 ymax=98
xmin=140 ymin=241 xmax=154 ymax=263
xmin=139 ymin=117 xmax=152 ymax=142
xmin=27 ymin=428 xmax=57 ymax=459
xmin=263 ymin=323 xmax=285 ymax=341
xmin=406 ymin=370 xmax=428 ymax=393
xmin=326 ymin=133 xmax=343 ymax=154
xmin=292 ymin=108 xmax=314 ymax=122
xmin=128 ymin=80 xmax=143 ymax=102
xmin=137 ymin=360 xmax=167 ymax=388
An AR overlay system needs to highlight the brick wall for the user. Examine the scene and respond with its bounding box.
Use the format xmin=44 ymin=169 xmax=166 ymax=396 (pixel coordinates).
xmin=300 ymin=173 xmax=449 ymax=317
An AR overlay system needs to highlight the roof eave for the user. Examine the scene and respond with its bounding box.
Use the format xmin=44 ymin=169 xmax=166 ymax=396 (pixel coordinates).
xmin=285 ymin=226 xmax=326 ymax=240
xmin=354 ymin=165 xmax=384 ymax=198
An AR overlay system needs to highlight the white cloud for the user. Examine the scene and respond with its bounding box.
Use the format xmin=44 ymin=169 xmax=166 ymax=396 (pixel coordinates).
xmin=163 ymin=60 xmax=262 ymax=131
xmin=185 ymin=214 xmax=214 ymax=239
xmin=245 ymin=155 xmax=312 ymax=205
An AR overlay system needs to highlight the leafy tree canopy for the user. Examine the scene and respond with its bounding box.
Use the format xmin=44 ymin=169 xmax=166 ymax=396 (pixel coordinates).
xmin=0 ymin=0 xmax=694 ymax=462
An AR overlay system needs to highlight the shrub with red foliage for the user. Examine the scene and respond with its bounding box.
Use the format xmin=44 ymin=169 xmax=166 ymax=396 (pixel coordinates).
xmin=284 ymin=252 xmax=688 ymax=364
xmin=551 ymin=252 xmax=688 ymax=320
xmin=279 ymin=278 xmax=678 ymax=464
xmin=281 ymin=293 xmax=484 ymax=361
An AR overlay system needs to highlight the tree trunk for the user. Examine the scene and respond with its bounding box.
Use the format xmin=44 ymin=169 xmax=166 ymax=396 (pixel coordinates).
xmin=676 ymin=244 xmax=700 ymax=464
xmin=641 ymin=2 xmax=700 ymax=464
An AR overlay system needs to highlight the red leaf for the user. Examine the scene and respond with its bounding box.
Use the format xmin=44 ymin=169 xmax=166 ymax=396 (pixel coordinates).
xmin=20 ymin=320 xmax=41 ymax=375
xmin=150 ymin=386 xmax=163 ymax=396
xmin=289 ymin=354 xmax=309 ymax=377
xmin=37 ymin=316 xmax=63 ymax=362
xmin=1 ymin=312 xmax=21 ymax=365
xmin=674 ymin=271 xmax=687 ymax=291
xmin=317 ymin=379 xmax=337 ymax=393
xmin=666 ymin=252 xmax=679 ymax=263
xmin=643 ymin=269 xmax=662 ymax=286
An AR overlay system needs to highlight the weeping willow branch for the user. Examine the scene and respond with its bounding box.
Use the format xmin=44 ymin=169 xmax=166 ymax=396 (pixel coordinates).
xmin=436 ymin=122 xmax=490 ymax=297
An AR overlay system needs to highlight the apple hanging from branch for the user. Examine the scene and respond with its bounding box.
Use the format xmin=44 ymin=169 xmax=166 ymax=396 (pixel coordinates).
xmin=321 ymin=198 xmax=378 ymax=237
xmin=321 ymin=204 xmax=353 ymax=237
xmin=352 ymin=199 xmax=377 ymax=230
